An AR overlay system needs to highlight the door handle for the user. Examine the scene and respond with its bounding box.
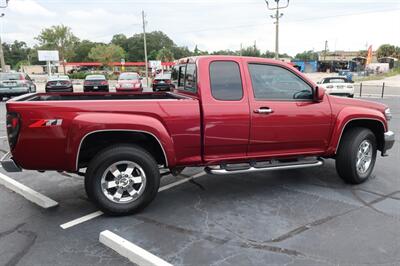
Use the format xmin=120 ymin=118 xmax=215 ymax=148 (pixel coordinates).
xmin=254 ymin=107 xmax=273 ymax=114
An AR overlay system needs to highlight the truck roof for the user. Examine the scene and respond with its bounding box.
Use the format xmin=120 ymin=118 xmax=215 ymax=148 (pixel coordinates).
xmin=176 ymin=55 xmax=293 ymax=68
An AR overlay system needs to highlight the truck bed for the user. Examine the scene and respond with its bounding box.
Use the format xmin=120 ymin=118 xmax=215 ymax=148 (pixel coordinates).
xmin=6 ymin=91 xmax=201 ymax=171
xmin=12 ymin=92 xmax=188 ymax=102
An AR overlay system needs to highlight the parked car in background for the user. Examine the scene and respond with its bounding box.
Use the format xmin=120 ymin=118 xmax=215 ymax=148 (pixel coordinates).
xmin=317 ymin=77 xmax=355 ymax=98
xmin=45 ymin=75 xmax=73 ymax=93
xmin=0 ymin=72 xmax=36 ymax=101
xmin=152 ymin=72 xmax=172 ymax=91
xmin=116 ymin=72 xmax=142 ymax=92
xmin=83 ymin=75 xmax=109 ymax=92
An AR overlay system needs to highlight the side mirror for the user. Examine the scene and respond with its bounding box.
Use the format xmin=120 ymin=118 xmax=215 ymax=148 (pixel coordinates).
xmin=316 ymin=81 xmax=320 ymax=84
xmin=314 ymin=86 xmax=325 ymax=102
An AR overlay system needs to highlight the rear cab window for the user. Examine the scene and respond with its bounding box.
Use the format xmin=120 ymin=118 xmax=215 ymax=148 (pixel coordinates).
xmin=209 ymin=61 xmax=243 ymax=101
xmin=171 ymin=63 xmax=197 ymax=93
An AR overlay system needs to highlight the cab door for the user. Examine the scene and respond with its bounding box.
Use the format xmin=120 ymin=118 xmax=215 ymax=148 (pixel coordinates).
xmin=200 ymin=58 xmax=251 ymax=161
xmin=245 ymin=63 xmax=332 ymax=158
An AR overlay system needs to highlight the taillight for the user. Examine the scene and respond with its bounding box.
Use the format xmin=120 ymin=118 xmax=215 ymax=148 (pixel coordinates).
xmin=6 ymin=112 xmax=21 ymax=150
xmin=153 ymin=80 xmax=159 ymax=84
xmin=326 ymin=85 xmax=334 ymax=89
xmin=101 ymin=81 xmax=108 ymax=86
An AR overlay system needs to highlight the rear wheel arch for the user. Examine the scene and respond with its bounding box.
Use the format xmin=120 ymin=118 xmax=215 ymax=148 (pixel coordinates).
xmin=335 ymin=119 xmax=386 ymax=154
xmin=76 ymin=130 xmax=169 ymax=170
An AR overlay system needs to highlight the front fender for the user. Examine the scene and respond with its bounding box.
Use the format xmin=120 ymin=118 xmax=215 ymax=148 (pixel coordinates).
xmin=65 ymin=112 xmax=176 ymax=171
xmin=326 ymin=106 xmax=387 ymax=155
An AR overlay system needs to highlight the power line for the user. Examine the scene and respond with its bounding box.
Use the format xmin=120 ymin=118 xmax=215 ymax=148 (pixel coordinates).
xmin=173 ymin=7 xmax=400 ymax=34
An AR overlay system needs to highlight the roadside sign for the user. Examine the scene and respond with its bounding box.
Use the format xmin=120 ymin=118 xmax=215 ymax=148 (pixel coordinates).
xmin=38 ymin=50 xmax=60 ymax=62
xmin=149 ymin=60 xmax=162 ymax=69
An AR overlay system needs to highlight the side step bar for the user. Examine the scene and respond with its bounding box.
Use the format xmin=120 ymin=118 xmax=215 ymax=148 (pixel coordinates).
xmin=205 ymin=158 xmax=324 ymax=175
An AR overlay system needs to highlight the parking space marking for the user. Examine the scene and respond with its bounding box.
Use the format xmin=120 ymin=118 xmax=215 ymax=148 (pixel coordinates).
xmin=0 ymin=136 xmax=7 ymax=139
xmin=60 ymin=210 xmax=104 ymax=229
xmin=158 ymin=171 xmax=206 ymax=192
xmin=0 ymin=172 xmax=58 ymax=208
xmin=60 ymin=171 xmax=207 ymax=229
xmin=100 ymin=230 xmax=172 ymax=266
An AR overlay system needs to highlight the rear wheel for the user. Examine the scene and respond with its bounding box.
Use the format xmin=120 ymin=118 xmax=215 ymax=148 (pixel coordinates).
xmin=336 ymin=127 xmax=377 ymax=184
xmin=85 ymin=144 xmax=160 ymax=215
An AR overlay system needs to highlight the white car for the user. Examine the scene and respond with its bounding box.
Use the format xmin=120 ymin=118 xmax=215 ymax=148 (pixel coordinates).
xmin=317 ymin=77 xmax=354 ymax=98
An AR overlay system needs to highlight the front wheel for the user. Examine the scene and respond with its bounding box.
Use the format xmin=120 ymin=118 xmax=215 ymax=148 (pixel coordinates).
xmin=85 ymin=145 xmax=160 ymax=215
xmin=336 ymin=127 xmax=377 ymax=184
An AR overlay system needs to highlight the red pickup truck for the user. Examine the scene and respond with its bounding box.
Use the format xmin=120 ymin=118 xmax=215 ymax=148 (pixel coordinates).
xmin=1 ymin=56 xmax=395 ymax=215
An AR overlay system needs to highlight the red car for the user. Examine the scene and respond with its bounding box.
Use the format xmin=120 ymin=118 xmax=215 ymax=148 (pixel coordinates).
xmin=115 ymin=72 xmax=143 ymax=92
xmin=1 ymin=56 xmax=395 ymax=215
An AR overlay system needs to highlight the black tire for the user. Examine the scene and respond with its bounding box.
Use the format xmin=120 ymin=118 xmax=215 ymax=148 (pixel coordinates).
xmin=336 ymin=127 xmax=377 ymax=184
xmin=85 ymin=144 xmax=160 ymax=216
xmin=348 ymin=94 xmax=354 ymax=98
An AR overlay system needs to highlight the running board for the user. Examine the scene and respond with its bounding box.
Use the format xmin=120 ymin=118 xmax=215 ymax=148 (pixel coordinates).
xmin=205 ymin=158 xmax=324 ymax=175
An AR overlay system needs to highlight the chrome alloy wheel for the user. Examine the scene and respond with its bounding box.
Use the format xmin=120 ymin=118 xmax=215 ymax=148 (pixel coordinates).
xmin=356 ymin=140 xmax=373 ymax=175
xmin=101 ymin=161 xmax=147 ymax=204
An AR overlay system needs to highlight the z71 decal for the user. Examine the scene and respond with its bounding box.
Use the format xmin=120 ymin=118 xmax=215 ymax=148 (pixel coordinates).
xmin=29 ymin=119 xmax=63 ymax=128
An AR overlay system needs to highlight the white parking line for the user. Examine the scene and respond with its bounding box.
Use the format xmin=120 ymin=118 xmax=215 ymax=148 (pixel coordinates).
xmin=100 ymin=230 xmax=172 ymax=266
xmin=60 ymin=210 xmax=104 ymax=229
xmin=60 ymin=171 xmax=206 ymax=229
xmin=158 ymin=171 xmax=206 ymax=192
xmin=0 ymin=172 xmax=58 ymax=208
xmin=0 ymin=136 xmax=8 ymax=139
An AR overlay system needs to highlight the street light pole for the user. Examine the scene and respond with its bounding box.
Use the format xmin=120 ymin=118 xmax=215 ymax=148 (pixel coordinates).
xmin=265 ymin=0 xmax=289 ymax=60
xmin=0 ymin=13 xmax=6 ymax=72
xmin=142 ymin=10 xmax=149 ymax=88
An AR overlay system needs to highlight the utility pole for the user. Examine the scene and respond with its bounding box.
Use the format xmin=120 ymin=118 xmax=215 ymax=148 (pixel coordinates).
xmin=265 ymin=0 xmax=290 ymax=60
xmin=323 ymin=40 xmax=328 ymax=61
xmin=142 ymin=10 xmax=149 ymax=88
xmin=0 ymin=13 xmax=5 ymax=72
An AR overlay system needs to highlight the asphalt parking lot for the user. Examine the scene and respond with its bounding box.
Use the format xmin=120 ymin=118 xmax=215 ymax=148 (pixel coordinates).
xmin=0 ymin=97 xmax=399 ymax=266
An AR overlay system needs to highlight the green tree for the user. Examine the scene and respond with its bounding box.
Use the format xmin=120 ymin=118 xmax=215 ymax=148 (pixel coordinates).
xmin=72 ymin=40 xmax=100 ymax=62
xmin=156 ymin=47 xmax=174 ymax=62
xmin=211 ymin=49 xmax=237 ymax=56
xmin=376 ymin=44 xmax=397 ymax=59
xmin=241 ymin=45 xmax=261 ymax=57
xmin=88 ymin=44 xmax=125 ymax=67
xmin=35 ymin=25 xmax=79 ymax=73
xmin=111 ymin=34 xmax=128 ymax=51
xmin=124 ymin=31 xmax=175 ymax=61
xmin=3 ymin=40 xmax=32 ymax=69
xmin=171 ymin=46 xmax=192 ymax=59
xmin=294 ymin=50 xmax=319 ymax=61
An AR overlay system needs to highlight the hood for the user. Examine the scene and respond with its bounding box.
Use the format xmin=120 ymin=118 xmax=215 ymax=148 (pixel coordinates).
xmin=328 ymin=95 xmax=387 ymax=113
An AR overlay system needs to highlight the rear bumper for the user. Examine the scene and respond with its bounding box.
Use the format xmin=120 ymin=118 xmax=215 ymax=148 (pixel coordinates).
xmin=382 ymin=131 xmax=395 ymax=156
xmin=0 ymin=87 xmax=30 ymax=96
xmin=84 ymin=86 xmax=109 ymax=92
xmin=152 ymin=84 xmax=171 ymax=91
xmin=0 ymin=152 xmax=22 ymax=172
xmin=46 ymin=87 xmax=73 ymax=93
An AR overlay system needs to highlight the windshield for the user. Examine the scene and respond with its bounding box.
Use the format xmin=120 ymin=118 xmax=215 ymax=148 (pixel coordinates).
xmin=155 ymin=73 xmax=171 ymax=80
xmin=86 ymin=75 xmax=106 ymax=80
xmin=49 ymin=75 xmax=70 ymax=81
xmin=119 ymin=73 xmax=140 ymax=80
xmin=323 ymin=78 xmax=347 ymax=84
xmin=0 ymin=73 xmax=22 ymax=81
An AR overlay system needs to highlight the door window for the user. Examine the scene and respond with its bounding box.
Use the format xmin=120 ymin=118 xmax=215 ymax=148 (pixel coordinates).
xmin=248 ymin=64 xmax=313 ymax=100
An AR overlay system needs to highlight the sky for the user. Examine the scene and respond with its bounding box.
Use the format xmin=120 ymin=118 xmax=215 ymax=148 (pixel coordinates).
xmin=1 ymin=0 xmax=400 ymax=56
